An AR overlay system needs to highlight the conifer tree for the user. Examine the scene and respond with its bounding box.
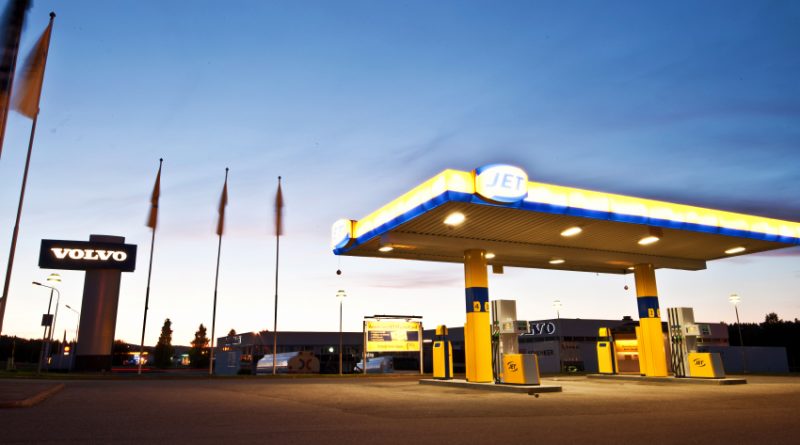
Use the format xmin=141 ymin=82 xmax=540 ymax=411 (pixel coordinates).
xmin=154 ymin=318 xmax=174 ymax=368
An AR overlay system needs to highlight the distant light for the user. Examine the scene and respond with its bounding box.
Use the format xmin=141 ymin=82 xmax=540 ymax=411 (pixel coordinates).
xmin=549 ymin=258 xmax=565 ymax=265
xmin=725 ymin=246 xmax=746 ymax=255
xmin=485 ymin=252 xmax=496 ymax=259
xmin=729 ymin=293 xmax=741 ymax=305
xmin=560 ymin=226 xmax=582 ymax=237
xmin=328 ymin=347 xmax=334 ymax=353
xmin=378 ymin=245 xmax=394 ymax=252
xmin=443 ymin=212 xmax=466 ymax=226
xmin=638 ymin=236 xmax=660 ymax=246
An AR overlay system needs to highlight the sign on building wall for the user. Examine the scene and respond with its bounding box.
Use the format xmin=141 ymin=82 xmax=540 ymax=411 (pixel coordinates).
xmin=39 ymin=239 xmax=137 ymax=272
xmin=525 ymin=321 xmax=557 ymax=336
xmin=365 ymin=320 xmax=421 ymax=352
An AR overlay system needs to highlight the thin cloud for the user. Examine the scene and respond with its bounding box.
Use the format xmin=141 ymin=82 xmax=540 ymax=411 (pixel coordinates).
xmin=366 ymin=271 xmax=462 ymax=289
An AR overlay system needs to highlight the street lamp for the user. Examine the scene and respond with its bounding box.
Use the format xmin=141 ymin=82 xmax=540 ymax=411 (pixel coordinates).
xmin=65 ymin=304 xmax=80 ymax=344
xmin=729 ymin=293 xmax=747 ymax=374
xmin=553 ymin=299 xmax=563 ymax=373
xmin=45 ymin=274 xmax=62 ymax=350
xmin=32 ymin=273 xmax=61 ymax=373
xmin=336 ymin=289 xmax=347 ymax=375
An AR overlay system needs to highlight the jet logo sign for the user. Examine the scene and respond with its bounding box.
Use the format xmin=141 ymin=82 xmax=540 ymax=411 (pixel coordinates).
xmin=331 ymin=218 xmax=353 ymax=250
xmin=474 ymin=164 xmax=529 ymax=204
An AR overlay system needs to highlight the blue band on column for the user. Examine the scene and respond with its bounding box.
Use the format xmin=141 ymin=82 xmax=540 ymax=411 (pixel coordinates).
xmin=637 ymin=296 xmax=660 ymax=318
xmin=465 ymin=287 xmax=489 ymax=312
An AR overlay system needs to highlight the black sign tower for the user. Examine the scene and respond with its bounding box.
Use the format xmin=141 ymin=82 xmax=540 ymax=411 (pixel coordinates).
xmin=39 ymin=234 xmax=137 ymax=371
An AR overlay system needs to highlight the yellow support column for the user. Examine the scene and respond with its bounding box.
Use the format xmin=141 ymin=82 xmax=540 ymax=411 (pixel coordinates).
xmin=633 ymin=264 xmax=668 ymax=377
xmin=463 ymin=249 xmax=493 ymax=383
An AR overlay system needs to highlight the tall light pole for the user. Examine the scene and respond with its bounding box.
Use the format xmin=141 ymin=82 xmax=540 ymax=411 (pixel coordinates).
xmin=729 ymin=293 xmax=747 ymax=374
xmin=553 ymin=299 xmax=563 ymax=373
xmin=336 ymin=289 xmax=347 ymax=375
xmin=32 ymin=273 xmax=61 ymax=373
xmin=65 ymin=304 xmax=79 ymax=344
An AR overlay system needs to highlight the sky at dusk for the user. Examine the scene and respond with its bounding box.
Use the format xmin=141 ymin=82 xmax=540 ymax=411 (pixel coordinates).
xmin=0 ymin=0 xmax=798 ymax=346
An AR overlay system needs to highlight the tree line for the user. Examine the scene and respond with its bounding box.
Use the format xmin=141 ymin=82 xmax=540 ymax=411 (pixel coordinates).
xmin=727 ymin=312 xmax=800 ymax=372
xmin=0 ymin=318 xmax=235 ymax=369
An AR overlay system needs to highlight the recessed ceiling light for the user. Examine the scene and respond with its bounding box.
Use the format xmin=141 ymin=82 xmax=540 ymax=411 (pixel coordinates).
xmin=560 ymin=226 xmax=582 ymax=237
xmin=638 ymin=236 xmax=660 ymax=246
xmin=549 ymin=258 xmax=565 ymax=265
xmin=443 ymin=212 xmax=466 ymax=226
xmin=627 ymin=266 xmax=635 ymax=271
xmin=378 ymin=245 xmax=394 ymax=252
xmin=485 ymin=252 xmax=496 ymax=259
xmin=725 ymin=246 xmax=746 ymax=255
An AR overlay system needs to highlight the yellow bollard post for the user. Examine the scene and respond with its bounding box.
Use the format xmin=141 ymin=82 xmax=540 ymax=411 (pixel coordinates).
xmin=633 ymin=264 xmax=668 ymax=377
xmin=463 ymin=249 xmax=493 ymax=383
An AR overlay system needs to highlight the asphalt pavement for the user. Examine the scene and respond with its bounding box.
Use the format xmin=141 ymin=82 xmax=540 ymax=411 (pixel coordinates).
xmin=1 ymin=374 xmax=798 ymax=444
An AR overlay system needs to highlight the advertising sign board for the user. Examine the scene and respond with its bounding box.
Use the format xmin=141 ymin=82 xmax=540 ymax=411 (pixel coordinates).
xmin=365 ymin=320 xmax=422 ymax=352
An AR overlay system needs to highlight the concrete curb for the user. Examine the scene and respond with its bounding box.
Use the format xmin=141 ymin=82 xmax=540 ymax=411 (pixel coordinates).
xmin=587 ymin=374 xmax=747 ymax=385
xmin=420 ymin=378 xmax=562 ymax=395
xmin=0 ymin=383 xmax=65 ymax=409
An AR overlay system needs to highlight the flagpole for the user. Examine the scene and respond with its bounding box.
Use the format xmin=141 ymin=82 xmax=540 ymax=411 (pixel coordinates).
xmin=138 ymin=158 xmax=162 ymax=375
xmin=0 ymin=113 xmax=38 ymax=335
xmin=272 ymin=176 xmax=281 ymax=375
xmin=210 ymin=167 xmax=228 ymax=376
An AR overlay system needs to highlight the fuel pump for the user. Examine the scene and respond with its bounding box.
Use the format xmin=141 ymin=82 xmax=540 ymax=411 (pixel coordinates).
xmin=433 ymin=325 xmax=453 ymax=379
xmin=491 ymin=299 xmax=539 ymax=385
xmin=667 ymin=307 xmax=725 ymax=378
xmin=596 ymin=327 xmax=616 ymax=374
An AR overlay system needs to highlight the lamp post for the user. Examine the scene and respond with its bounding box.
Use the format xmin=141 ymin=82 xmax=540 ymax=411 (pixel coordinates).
xmin=32 ymin=273 xmax=61 ymax=373
xmin=729 ymin=293 xmax=747 ymax=374
xmin=336 ymin=289 xmax=347 ymax=375
xmin=553 ymin=299 xmax=563 ymax=373
xmin=65 ymin=304 xmax=80 ymax=344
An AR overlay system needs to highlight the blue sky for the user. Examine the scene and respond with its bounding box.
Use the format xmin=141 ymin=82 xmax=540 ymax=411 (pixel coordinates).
xmin=1 ymin=0 xmax=798 ymax=345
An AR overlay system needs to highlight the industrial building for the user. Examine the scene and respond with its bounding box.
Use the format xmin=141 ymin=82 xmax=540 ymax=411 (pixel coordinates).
xmin=214 ymin=317 xmax=789 ymax=376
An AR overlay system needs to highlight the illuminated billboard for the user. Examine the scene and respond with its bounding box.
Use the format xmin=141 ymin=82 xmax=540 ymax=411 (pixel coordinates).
xmin=38 ymin=239 xmax=137 ymax=272
xmin=365 ymin=320 xmax=421 ymax=352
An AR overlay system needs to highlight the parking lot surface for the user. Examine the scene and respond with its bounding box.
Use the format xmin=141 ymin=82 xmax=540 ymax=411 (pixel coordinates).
xmin=1 ymin=375 xmax=798 ymax=444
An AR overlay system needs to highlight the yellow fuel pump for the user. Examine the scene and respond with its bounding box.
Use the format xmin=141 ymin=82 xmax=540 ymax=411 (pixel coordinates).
xmin=433 ymin=325 xmax=453 ymax=379
xmin=596 ymin=327 xmax=616 ymax=374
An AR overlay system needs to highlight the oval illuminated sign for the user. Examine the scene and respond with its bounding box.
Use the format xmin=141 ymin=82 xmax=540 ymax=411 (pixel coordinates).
xmin=331 ymin=219 xmax=353 ymax=250
xmin=475 ymin=164 xmax=529 ymax=203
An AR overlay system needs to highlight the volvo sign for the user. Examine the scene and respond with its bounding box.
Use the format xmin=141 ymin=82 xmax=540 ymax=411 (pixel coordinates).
xmin=39 ymin=239 xmax=137 ymax=272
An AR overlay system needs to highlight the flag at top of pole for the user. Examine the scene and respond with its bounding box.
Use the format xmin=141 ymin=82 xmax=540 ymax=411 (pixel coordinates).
xmin=275 ymin=176 xmax=284 ymax=237
xmin=216 ymin=170 xmax=229 ymax=236
xmin=0 ymin=0 xmax=31 ymax=159
xmin=146 ymin=159 xmax=163 ymax=230
xmin=12 ymin=12 xmax=54 ymax=119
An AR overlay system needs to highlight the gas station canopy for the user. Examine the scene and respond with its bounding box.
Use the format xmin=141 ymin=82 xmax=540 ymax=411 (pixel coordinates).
xmin=331 ymin=165 xmax=800 ymax=274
